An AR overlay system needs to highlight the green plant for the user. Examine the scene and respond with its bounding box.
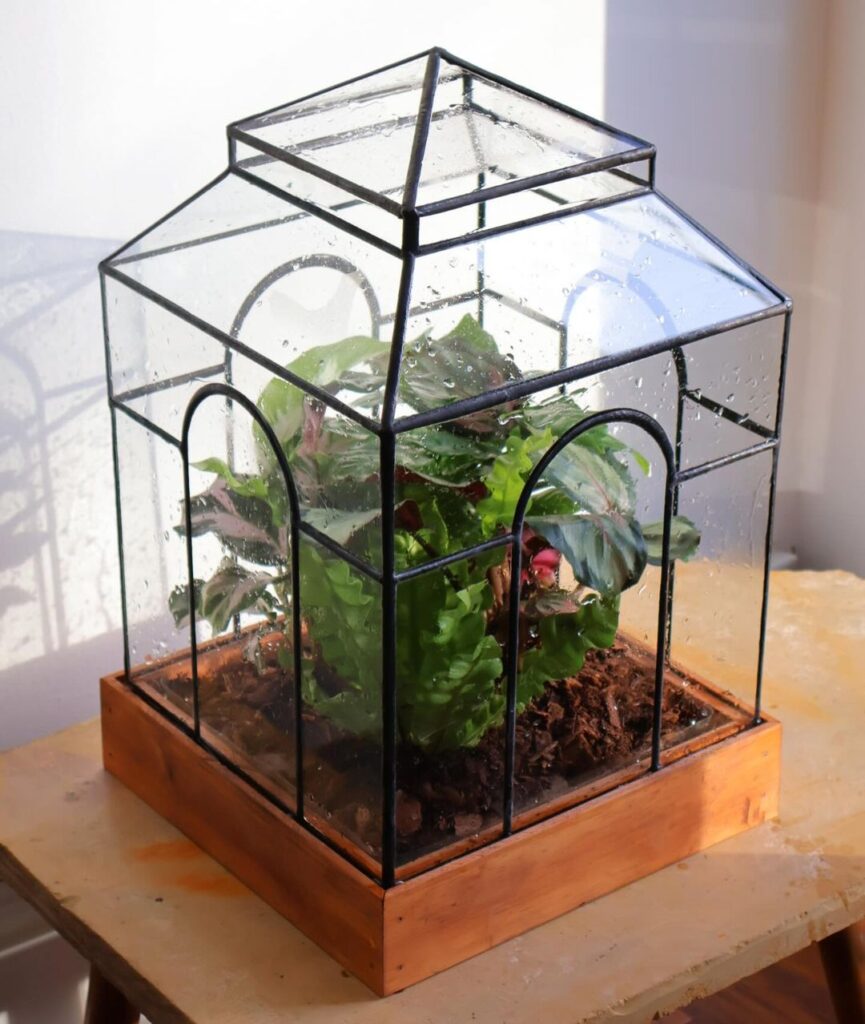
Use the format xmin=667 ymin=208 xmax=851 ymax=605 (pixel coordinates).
xmin=172 ymin=315 xmax=699 ymax=754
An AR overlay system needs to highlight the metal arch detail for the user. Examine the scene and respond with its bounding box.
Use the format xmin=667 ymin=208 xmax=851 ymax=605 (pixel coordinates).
xmin=502 ymin=407 xmax=678 ymax=833
xmin=229 ymin=253 xmax=384 ymax=342
xmin=179 ymin=382 xmax=307 ymax=822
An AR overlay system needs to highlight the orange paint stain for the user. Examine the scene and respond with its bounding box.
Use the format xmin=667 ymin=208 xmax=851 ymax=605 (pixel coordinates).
xmin=172 ymin=871 xmax=247 ymax=897
xmin=131 ymin=839 xmax=203 ymax=863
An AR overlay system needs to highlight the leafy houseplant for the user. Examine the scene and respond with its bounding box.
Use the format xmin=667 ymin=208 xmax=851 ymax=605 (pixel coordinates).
xmin=173 ymin=314 xmax=699 ymax=760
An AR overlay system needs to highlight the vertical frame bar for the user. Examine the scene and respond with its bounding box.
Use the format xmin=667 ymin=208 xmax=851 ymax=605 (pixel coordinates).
xmin=753 ymin=304 xmax=792 ymax=723
xmin=380 ymin=227 xmax=417 ymax=886
xmin=462 ymin=68 xmax=487 ymax=327
xmin=650 ymin=470 xmax=676 ymax=771
xmin=99 ymin=269 xmax=132 ymax=681
xmin=666 ymin=346 xmax=688 ymax=657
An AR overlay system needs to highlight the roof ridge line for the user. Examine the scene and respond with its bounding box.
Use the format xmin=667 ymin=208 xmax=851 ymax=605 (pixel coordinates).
xmin=401 ymin=50 xmax=441 ymax=215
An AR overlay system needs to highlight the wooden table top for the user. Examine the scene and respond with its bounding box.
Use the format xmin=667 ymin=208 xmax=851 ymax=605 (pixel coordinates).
xmin=1 ymin=568 xmax=864 ymax=1023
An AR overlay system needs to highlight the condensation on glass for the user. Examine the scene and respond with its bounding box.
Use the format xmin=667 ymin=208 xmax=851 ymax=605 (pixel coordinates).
xmin=101 ymin=48 xmax=791 ymax=886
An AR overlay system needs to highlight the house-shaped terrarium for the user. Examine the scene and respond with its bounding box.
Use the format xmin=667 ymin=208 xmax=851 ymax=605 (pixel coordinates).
xmin=99 ymin=49 xmax=790 ymax=993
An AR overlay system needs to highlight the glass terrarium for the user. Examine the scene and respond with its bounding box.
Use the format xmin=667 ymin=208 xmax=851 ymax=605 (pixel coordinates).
xmin=100 ymin=48 xmax=789 ymax=976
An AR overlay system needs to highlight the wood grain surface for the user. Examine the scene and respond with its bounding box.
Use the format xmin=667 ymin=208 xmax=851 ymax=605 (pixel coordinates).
xmin=1 ymin=568 xmax=864 ymax=1021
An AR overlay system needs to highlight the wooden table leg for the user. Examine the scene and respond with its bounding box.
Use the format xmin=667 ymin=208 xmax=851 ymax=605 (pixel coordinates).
xmin=83 ymin=965 xmax=140 ymax=1024
xmin=819 ymin=923 xmax=865 ymax=1024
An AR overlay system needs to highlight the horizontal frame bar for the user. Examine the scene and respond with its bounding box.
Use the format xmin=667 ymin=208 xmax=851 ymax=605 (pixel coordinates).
xmin=415 ymin=146 xmax=654 ymax=218
xmin=684 ymin=389 xmax=776 ymax=441
xmin=112 ymin=362 xmax=226 ymax=405
xmin=230 ymin=127 xmax=402 ymax=217
xmin=394 ymin=303 xmax=788 ymax=433
xmin=231 ymin=165 xmax=402 ymax=258
xmin=675 ymin=437 xmax=778 ymax=483
xmin=102 ymin=264 xmax=383 ymax=435
xmin=416 ymin=184 xmax=650 ymax=255
xmin=394 ymin=533 xmax=513 ymax=582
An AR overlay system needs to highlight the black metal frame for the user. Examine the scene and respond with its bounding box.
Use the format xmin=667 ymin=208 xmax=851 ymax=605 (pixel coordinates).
xmin=100 ymin=48 xmax=792 ymax=890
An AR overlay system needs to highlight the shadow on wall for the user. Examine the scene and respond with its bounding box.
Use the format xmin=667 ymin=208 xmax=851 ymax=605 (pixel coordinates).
xmin=0 ymin=230 xmax=123 ymax=749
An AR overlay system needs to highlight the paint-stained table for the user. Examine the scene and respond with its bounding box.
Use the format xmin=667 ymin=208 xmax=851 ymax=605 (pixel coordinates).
xmin=1 ymin=569 xmax=864 ymax=1023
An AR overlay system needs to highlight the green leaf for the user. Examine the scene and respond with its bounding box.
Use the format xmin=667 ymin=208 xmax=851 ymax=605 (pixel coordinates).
xmin=396 ymin=576 xmax=504 ymax=751
xmin=542 ymin=442 xmax=635 ymax=515
xmin=518 ymin=596 xmax=619 ymax=705
xmin=192 ymin=458 xmax=269 ymax=501
xmin=257 ymin=335 xmax=387 ymax=446
xmin=527 ymin=441 xmax=647 ymax=594
xmin=643 ymin=515 xmax=701 ymax=564
xmin=527 ymin=512 xmax=647 ymax=595
xmin=397 ymin=426 xmax=501 ymax=487
xmin=298 ymin=545 xmax=382 ymax=737
xmin=178 ymin=478 xmax=284 ymax=566
xmin=397 ymin=315 xmax=521 ymax=432
xmin=198 ymin=561 xmax=276 ymax=634
xmin=476 ymin=429 xmax=553 ymax=534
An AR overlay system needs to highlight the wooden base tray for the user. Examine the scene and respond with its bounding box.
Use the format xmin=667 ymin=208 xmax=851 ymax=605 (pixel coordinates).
xmin=100 ymin=665 xmax=781 ymax=995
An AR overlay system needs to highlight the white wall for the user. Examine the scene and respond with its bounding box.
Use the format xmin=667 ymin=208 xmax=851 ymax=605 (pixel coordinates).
xmin=603 ymin=0 xmax=865 ymax=575
xmin=0 ymin=1 xmax=608 ymax=242
xmin=784 ymin=0 xmax=865 ymax=574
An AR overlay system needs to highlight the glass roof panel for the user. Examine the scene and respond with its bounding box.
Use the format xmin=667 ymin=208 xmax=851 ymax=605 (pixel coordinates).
xmin=393 ymin=192 xmax=781 ymax=425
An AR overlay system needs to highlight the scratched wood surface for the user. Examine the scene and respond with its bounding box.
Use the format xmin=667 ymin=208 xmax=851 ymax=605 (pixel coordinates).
xmin=1 ymin=568 xmax=864 ymax=1023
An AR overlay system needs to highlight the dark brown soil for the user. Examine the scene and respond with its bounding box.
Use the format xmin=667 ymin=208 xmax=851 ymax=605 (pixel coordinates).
xmin=393 ymin=638 xmax=713 ymax=855
xmin=143 ymin=636 xmax=719 ymax=862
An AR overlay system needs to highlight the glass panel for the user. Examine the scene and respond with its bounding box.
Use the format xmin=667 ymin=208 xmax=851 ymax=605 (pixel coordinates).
xmin=618 ymin=451 xmax=772 ymax=737
xmin=232 ymin=139 xmax=402 ymax=249
xmin=114 ymin=411 xmax=192 ymax=715
xmin=415 ymin=59 xmax=642 ymax=209
xmin=393 ymin=352 xmax=680 ymax=571
xmin=106 ymin=274 xmax=227 ymax=441
xmin=395 ymin=552 xmax=506 ymax=869
xmin=239 ymin=55 xmax=430 ymax=202
xmin=391 ymin=406 xmax=744 ymax=865
xmin=228 ymin=348 xmax=382 ymax=571
xmin=109 ymin=175 xmax=401 ymax=427
xmin=511 ymin=420 xmax=682 ymax=822
xmin=299 ymin=534 xmax=382 ymax=875
xmin=679 ymin=315 xmax=784 ymax=471
xmin=185 ymin=397 xmax=297 ymax=797
xmin=398 ymin=193 xmax=779 ymax=426
xmin=418 ymin=162 xmax=651 ymax=249
xmin=671 ymin=450 xmax=772 ymax=713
